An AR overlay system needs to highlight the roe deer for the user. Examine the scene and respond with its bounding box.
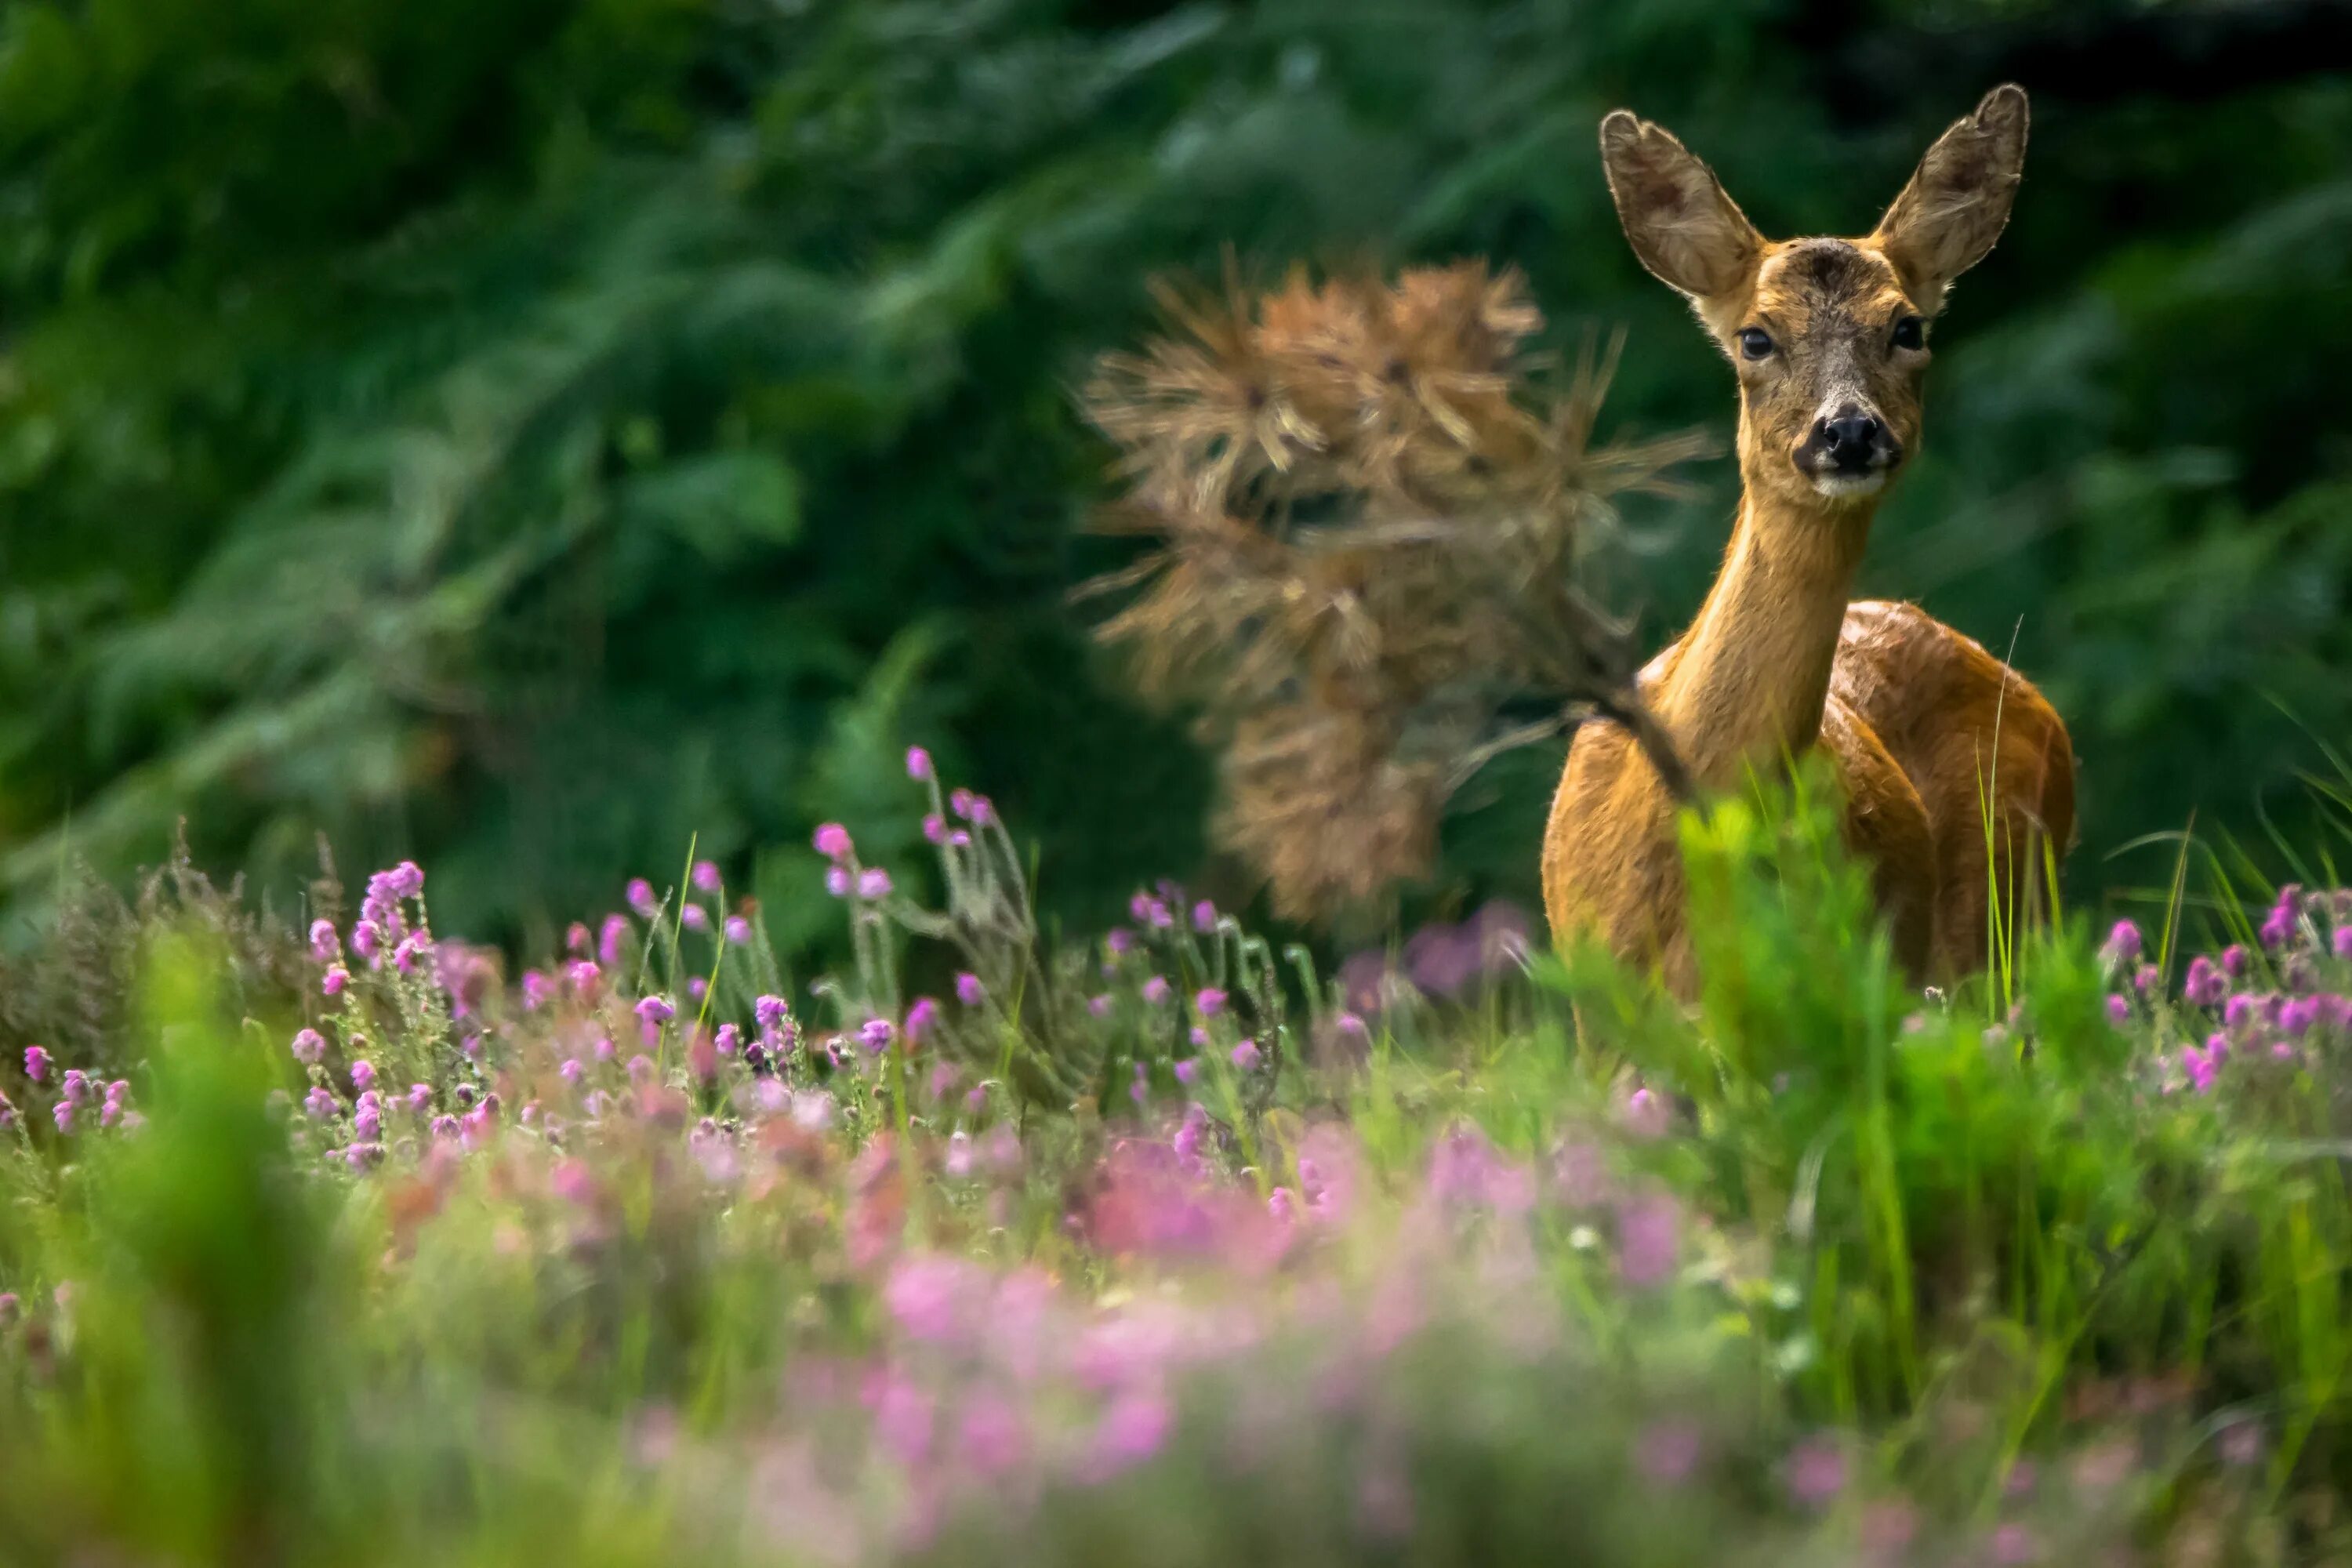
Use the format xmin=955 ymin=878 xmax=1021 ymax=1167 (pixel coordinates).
xmin=1541 ymin=85 xmax=2074 ymax=992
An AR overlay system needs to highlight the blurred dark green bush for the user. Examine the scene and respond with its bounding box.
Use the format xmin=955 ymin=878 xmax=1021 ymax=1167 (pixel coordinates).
xmin=1 ymin=0 xmax=2347 ymax=959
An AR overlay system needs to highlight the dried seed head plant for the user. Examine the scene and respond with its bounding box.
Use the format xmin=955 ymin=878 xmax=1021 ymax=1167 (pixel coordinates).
xmin=1080 ymin=257 xmax=1711 ymax=921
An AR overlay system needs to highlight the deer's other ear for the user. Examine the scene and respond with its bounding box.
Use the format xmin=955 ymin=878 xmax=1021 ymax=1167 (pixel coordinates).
xmin=1872 ymin=84 xmax=2029 ymax=313
xmin=1599 ymin=110 xmax=1762 ymax=304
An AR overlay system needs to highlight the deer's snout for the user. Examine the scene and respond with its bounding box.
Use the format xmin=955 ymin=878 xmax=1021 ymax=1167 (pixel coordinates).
xmin=1795 ymin=402 xmax=1903 ymax=492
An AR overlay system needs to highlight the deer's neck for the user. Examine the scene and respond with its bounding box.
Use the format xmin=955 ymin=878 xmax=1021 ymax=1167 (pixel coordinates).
xmin=1653 ymin=481 xmax=1875 ymax=788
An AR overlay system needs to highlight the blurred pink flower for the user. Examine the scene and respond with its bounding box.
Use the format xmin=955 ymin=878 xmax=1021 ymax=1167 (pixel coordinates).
xmin=1635 ymin=1420 xmax=1703 ymax=1484
xmin=1617 ymin=1193 xmax=1680 ymax=1287
xmin=1783 ymin=1436 xmax=1846 ymax=1508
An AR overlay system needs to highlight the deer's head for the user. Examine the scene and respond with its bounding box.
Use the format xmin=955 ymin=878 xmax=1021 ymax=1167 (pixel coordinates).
xmin=1599 ymin=86 xmax=2028 ymax=510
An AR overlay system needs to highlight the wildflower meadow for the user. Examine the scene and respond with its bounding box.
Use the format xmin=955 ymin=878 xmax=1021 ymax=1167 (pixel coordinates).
xmin=5 ymin=746 xmax=2352 ymax=1566
xmin=5 ymin=8 xmax=2351 ymax=1562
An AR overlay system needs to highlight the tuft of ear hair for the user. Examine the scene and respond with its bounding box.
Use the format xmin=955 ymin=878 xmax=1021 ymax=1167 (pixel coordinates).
xmin=1596 ymin=109 xmax=1762 ymax=304
xmin=1871 ymin=85 xmax=2030 ymax=314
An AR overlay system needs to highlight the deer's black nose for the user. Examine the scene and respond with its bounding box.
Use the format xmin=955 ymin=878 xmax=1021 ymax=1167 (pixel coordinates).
xmin=1820 ymin=412 xmax=1881 ymax=466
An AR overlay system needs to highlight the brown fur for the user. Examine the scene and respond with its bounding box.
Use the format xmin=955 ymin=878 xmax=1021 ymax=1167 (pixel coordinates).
xmin=1543 ymin=86 xmax=2075 ymax=991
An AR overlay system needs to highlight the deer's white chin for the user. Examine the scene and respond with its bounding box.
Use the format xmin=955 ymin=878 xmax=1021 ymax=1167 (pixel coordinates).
xmin=1810 ymin=471 xmax=1887 ymax=501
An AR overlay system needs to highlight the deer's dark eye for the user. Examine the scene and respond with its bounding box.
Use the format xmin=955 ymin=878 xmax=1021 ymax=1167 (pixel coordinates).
xmin=1891 ymin=315 xmax=1926 ymax=351
xmin=1737 ymin=327 xmax=1773 ymax=360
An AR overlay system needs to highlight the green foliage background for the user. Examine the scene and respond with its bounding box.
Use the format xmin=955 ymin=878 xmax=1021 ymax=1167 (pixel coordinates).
xmin=1 ymin=0 xmax=2347 ymax=957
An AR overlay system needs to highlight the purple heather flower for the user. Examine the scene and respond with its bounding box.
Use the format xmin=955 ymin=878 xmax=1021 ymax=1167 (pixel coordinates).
xmin=353 ymin=1099 xmax=381 ymax=1142
xmin=303 ymin=1087 xmax=336 ymax=1120
xmin=1142 ymin=976 xmax=1171 ymax=1005
xmin=755 ymin=995 xmax=790 ymax=1033
xmin=1783 ymin=1437 xmax=1847 ymax=1508
xmin=2183 ymin=955 xmax=2228 ymax=1007
xmin=1106 ymin=927 xmax=1134 ymax=955
xmin=949 ymin=829 xmax=971 ymax=848
xmin=105 ymin=1079 xmax=128 ymax=1105
xmin=392 ymin=935 xmax=430 ymax=975
xmin=560 ymin=1058 xmax=585 ymax=1087
xmin=635 ymin=996 xmax=676 ymax=1026
xmin=60 ymin=1069 xmax=87 ymax=1105
xmin=1174 ymin=1059 xmax=1199 ymax=1084
xmin=522 ymin=970 xmax=554 ymax=1011
xmin=566 ymin=921 xmax=592 ymax=954
xmin=825 ymin=866 xmax=852 ymax=898
xmin=593 ymin=1036 xmax=616 ymax=1063
xmin=408 ymin=1083 xmax=433 ymax=1114
xmin=1267 ymin=1185 xmax=1295 ymax=1223
xmin=906 ymin=746 xmax=933 ymax=780
xmin=714 ymin=1022 xmax=741 ymax=1057
xmin=687 ymin=976 xmax=707 ymax=1002
xmin=2106 ymin=994 xmax=2132 ymax=1028
xmin=292 ymin=1029 xmax=325 ymax=1065
xmin=626 ymin=1054 xmax=655 ymax=1083
xmin=1189 ymin=1026 xmax=1210 ymax=1049
xmin=856 ymin=867 xmax=893 ymax=900
xmin=350 ymin=920 xmax=382 ymax=963
xmin=1195 ymin=987 xmax=1228 ymax=1017
xmin=322 ymin=964 xmax=349 ymax=997
xmin=598 ymin=914 xmax=629 ymax=967
xmin=1087 ymin=1388 xmax=1174 ymax=1479
xmin=2335 ymin=925 xmax=2352 ymax=960
xmin=430 ymin=1114 xmax=460 ymax=1141
xmin=812 ymin=822 xmax=853 ymax=861
xmin=1088 ymin=994 xmax=1112 ymax=1018
xmin=2262 ymin=904 xmax=2296 ymax=949
xmin=309 ymin=918 xmax=339 ymax=963
xmin=2100 ymin=918 xmax=2142 ymax=964
xmin=906 ymin=998 xmax=939 ymax=1043
xmin=53 ymin=1100 xmax=74 ymax=1134
xmin=1635 ymin=1421 xmax=1704 ymax=1485
xmin=2281 ymin=996 xmax=2321 ymax=1037
xmin=1989 ymin=1524 xmax=2038 ymax=1566
xmin=568 ymin=960 xmax=601 ymax=993
xmin=859 ymin=1018 xmax=895 ymax=1054
xmin=922 ymin=813 xmax=948 ymax=844
xmin=1230 ymin=1038 xmax=1262 ymax=1071
xmin=681 ymin=902 xmax=710 ymax=932
xmin=955 ymin=972 xmax=985 ymax=1007
xmin=725 ymin=915 xmax=751 ymax=945
xmin=1192 ymin=900 xmax=1218 ymax=932
xmin=2181 ymin=1041 xmax=2219 ymax=1093
xmin=1621 ymin=1086 xmax=1671 ymax=1140
xmin=350 ymin=1060 xmax=376 ymax=1093
xmin=692 ymin=859 xmax=721 ymax=894
xmin=2222 ymin=942 xmax=2251 ymax=978
xmin=1618 ymin=1193 xmax=1681 ymax=1287
xmin=626 ymin=878 xmax=657 ymax=915
xmin=21 ymin=1046 xmax=49 ymax=1083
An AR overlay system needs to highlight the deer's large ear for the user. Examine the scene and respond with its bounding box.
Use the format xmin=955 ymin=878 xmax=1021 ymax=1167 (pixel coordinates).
xmin=1599 ymin=110 xmax=1762 ymax=305
xmin=1872 ymin=85 xmax=2029 ymax=313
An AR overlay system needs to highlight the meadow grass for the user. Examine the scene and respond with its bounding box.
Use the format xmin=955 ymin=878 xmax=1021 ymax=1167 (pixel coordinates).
xmin=2 ymin=754 xmax=2350 ymax=1565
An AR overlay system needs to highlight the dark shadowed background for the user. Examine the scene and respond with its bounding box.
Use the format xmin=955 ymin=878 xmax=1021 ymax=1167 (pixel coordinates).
xmin=2 ymin=0 xmax=2348 ymax=964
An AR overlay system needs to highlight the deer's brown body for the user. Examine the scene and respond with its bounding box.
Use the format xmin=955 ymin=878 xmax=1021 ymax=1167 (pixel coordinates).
xmin=1542 ymin=87 xmax=2075 ymax=990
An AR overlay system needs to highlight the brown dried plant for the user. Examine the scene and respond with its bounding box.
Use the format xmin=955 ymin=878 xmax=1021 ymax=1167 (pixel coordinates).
xmin=1080 ymin=258 xmax=1710 ymax=921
